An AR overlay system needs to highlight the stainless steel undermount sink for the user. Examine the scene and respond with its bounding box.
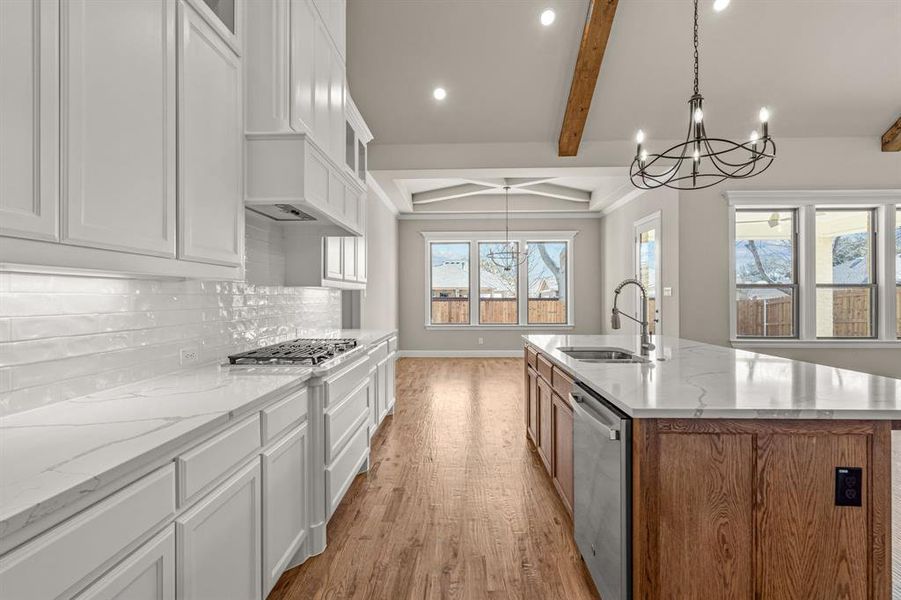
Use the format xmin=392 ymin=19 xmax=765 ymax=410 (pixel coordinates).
xmin=557 ymin=347 xmax=650 ymax=363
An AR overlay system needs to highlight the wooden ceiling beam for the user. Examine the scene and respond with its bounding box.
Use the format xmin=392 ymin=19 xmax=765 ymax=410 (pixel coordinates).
xmin=882 ymin=116 xmax=901 ymax=151
xmin=558 ymin=0 xmax=619 ymax=157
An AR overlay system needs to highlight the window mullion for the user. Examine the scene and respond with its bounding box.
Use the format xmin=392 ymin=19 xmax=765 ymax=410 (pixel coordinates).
xmin=877 ymin=205 xmax=896 ymax=340
xmin=518 ymin=238 xmax=528 ymax=326
xmin=799 ymin=205 xmax=816 ymax=341
xmin=469 ymin=242 xmax=477 ymax=326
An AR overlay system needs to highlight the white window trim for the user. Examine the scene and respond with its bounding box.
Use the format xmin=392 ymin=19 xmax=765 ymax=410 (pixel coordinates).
xmin=726 ymin=190 xmax=901 ymax=349
xmin=422 ymin=230 xmax=577 ymax=329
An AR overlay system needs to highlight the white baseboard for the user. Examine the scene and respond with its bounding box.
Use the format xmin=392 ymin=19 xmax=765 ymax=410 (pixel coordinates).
xmin=397 ymin=350 xmax=522 ymax=358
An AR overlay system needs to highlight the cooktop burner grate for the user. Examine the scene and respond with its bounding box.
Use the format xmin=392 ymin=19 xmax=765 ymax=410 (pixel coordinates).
xmin=227 ymin=338 xmax=358 ymax=365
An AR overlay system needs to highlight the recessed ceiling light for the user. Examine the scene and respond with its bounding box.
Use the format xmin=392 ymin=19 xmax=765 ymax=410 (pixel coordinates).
xmin=540 ymin=8 xmax=556 ymax=26
xmin=433 ymin=87 xmax=447 ymax=101
xmin=713 ymin=0 xmax=730 ymax=12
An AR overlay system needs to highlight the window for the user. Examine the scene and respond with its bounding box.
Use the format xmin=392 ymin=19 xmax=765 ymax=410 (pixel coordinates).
xmin=815 ymin=209 xmax=875 ymax=338
xmin=734 ymin=210 xmax=797 ymax=337
xmin=635 ymin=215 xmax=661 ymax=335
xmin=896 ymin=209 xmax=900 ymax=338
xmin=479 ymin=242 xmax=519 ymax=324
xmin=527 ymin=242 xmax=567 ymax=324
xmin=429 ymin=242 xmax=470 ymax=325
xmin=727 ymin=192 xmax=901 ymax=346
xmin=425 ymin=232 xmax=575 ymax=327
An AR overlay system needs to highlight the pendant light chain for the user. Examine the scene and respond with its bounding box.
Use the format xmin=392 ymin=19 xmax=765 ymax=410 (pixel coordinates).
xmin=693 ymin=0 xmax=700 ymax=95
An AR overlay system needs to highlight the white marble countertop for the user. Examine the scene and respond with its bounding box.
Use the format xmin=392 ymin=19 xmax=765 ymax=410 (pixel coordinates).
xmin=0 ymin=328 xmax=396 ymax=546
xmin=524 ymin=334 xmax=901 ymax=419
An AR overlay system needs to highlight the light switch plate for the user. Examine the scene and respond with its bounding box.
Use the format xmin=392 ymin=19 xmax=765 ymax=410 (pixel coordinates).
xmin=663 ymin=287 xmax=673 ymax=297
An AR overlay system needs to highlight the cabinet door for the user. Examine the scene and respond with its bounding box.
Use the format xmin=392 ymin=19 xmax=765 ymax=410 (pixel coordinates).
xmin=262 ymin=423 xmax=308 ymax=598
xmin=0 ymin=0 xmax=59 ymax=241
xmin=329 ymin=45 xmax=344 ymax=163
xmin=526 ymin=367 xmax=538 ymax=443
xmin=323 ymin=236 xmax=342 ymax=280
xmin=289 ymin=0 xmax=316 ymax=134
xmin=177 ymin=1 xmax=243 ymax=266
xmin=536 ymin=378 xmax=553 ymax=473
xmin=552 ymin=393 xmax=574 ymax=514
xmin=312 ymin=20 xmax=330 ymax=149
xmin=356 ymin=235 xmax=367 ymax=282
xmin=176 ymin=460 xmax=262 ymax=600
xmin=62 ymin=0 xmax=176 ymax=256
xmin=376 ymin=358 xmax=388 ymax=422
xmin=342 ymin=237 xmax=357 ymax=281
xmin=385 ymin=353 xmax=396 ymax=412
xmin=74 ymin=526 xmax=175 ymax=600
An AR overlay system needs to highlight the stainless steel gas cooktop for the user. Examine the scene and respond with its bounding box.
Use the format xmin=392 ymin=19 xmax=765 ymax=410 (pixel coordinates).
xmin=227 ymin=338 xmax=358 ymax=366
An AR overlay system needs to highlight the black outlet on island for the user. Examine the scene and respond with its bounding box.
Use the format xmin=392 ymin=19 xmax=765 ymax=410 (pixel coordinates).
xmin=835 ymin=467 xmax=863 ymax=507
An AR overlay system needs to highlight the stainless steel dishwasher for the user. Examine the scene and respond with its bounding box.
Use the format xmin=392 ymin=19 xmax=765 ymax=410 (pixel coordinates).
xmin=570 ymin=382 xmax=632 ymax=600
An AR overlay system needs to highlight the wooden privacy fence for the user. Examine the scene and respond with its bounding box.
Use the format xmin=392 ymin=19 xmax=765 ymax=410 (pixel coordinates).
xmin=737 ymin=288 xmax=900 ymax=337
xmin=431 ymin=298 xmax=566 ymax=325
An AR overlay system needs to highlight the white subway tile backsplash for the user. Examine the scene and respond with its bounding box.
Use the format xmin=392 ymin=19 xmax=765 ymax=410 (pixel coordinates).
xmin=0 ymin=271 xmax=342 ymax=416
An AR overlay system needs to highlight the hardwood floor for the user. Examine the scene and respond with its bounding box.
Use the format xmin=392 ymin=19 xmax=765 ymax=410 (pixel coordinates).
xmin=268 ymin=358 xmax=599 ymax=600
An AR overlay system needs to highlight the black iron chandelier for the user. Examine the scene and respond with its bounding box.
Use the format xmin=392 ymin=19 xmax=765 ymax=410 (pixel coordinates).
xmin=487 ymin=186 xmax=529 ymax=271
xmin=630 ymin=0 xmax=776 ymax=190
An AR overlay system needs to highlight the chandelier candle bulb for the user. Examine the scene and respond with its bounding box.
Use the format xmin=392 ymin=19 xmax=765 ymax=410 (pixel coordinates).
xmin=693 ymin=107 xmax=704 ymax=123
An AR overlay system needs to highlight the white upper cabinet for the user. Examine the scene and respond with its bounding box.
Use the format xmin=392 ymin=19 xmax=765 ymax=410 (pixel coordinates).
xmin=0 ymin=0 xmax=59 ymax=242
xmin=312 ymin=0 xmax=344 ymax=60
xmin=177 ymin=0 xmax=243 ymax=266
xmin=289 ymin=0 xmax=316 ymax=135
xmin=61 ymin=0 xmax=177 ymax=257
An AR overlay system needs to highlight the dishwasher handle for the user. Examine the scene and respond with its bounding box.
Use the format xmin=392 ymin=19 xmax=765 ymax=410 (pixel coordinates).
xmin=570 ymin=391 xmax=621 ymax=441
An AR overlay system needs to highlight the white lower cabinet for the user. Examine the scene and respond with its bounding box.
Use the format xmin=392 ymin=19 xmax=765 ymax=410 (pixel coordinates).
xmin=262 ymin=423 xmax=309 ymax=597
xmin=176 ymin=460 xmax=262 ymax=600
xmin=74 ymin=526 xmax=175 ymax=600
xmin=385 ymin=349 xmax=397 ymax=413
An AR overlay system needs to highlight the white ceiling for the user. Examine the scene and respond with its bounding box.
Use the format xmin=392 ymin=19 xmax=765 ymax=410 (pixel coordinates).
xmin=347 ymin=0 xmax=901 ymax=145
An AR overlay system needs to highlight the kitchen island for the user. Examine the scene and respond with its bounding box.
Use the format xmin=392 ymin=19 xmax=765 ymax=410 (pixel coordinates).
xmin=523 ymin=334 xmax=901 ymax=600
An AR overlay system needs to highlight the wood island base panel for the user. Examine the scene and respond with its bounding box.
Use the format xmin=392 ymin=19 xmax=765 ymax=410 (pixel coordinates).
xmin=523 ymin=337 xmax=898 ymax=600
xmin=633 ymin=418 xmax=890 ymax=599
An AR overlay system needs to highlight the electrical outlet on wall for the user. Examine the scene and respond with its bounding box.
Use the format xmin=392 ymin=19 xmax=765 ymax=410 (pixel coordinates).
xmin=180 ymin=348 xmax=199 ymax=366
xmin=478 ymin=337 xmax=484 ymax=345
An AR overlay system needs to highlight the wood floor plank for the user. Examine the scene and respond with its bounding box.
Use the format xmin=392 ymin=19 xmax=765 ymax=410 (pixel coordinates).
xmin=268 ymin=358 xmax=599 ymax=600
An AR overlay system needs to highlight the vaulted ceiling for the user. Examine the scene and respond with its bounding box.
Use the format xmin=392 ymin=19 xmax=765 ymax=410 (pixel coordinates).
xmin=347 ymin=0 xmax=901 ymax=146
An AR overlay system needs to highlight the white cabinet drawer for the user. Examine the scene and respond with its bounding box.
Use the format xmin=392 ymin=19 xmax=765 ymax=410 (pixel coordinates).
xmin=177 ymin=414 xmax=261 ymax=505
xmin=324 ymin=379 xmax=369 ymax=463
xmin=323 ymin=356 xmax=371 ymax=407
xmin=324 ymin=423 xmax=368 ymax=519
xmin=261 ymin=388 xmax=308 ymax=444
xmin=0 ymin=465 xmax=176 ymax=600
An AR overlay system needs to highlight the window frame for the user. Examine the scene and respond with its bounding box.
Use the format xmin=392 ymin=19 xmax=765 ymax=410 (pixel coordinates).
xmin=813 ymin=207 xmax=878 ymax=340
xmin=428 ymin=241 xmax=472 ymax=326
xmin=477 ymin=241 xmax=519 ymax=325
xmin=727 ymin=190 xmax=901 ymax=348
xmin=733 ymin=208 xmax=800 ymax=339
xmin=423 ymin=231 xmax=577 ymax=329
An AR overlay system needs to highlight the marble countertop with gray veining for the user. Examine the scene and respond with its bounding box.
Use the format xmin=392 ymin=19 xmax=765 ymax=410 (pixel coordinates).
xmin=524 ymin=334 xmax=901 ymax=419
xmin=0 ymin=329 xmax=397 ymax=547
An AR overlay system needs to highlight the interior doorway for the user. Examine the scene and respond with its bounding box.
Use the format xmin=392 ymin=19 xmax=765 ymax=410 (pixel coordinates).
xmin=634 ymin=212 xmax=662 ymax=335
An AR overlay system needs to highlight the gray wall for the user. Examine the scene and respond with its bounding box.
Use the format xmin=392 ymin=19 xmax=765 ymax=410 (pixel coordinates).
xmin=600 ymin=187 xmax=680 ymax=338
xmin=361 ymin=190 xmax=399 ymax=330
xmin=676 ymin=137 xmax=901 ymax=378
xmin=398 ymin=217 xmax=603 ymax=352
